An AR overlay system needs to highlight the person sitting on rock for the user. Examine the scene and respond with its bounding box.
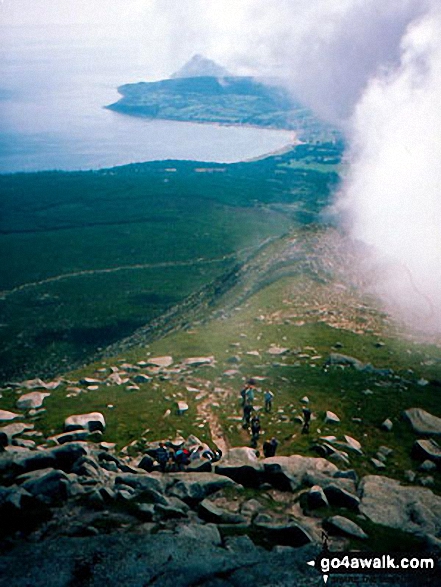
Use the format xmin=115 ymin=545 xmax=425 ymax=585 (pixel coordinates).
xmin=264 ymin=389 xmax=274 ymax=412
xmin=156 ymin=442 xmax=170 ymax=473
xmin=190 ymin=446 xmax=204 ymax=461
xmin=175 ymin=448 xmax=191 ymax=470
xmin=263 ymin=437 xmax=278 ymax=458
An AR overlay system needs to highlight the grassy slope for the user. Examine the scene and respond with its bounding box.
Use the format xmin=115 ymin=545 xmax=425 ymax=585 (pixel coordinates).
xmin=0 ymin=145 xmax=342 ymax=382
xmin=2 ymin=226 xmax=440 ymax=496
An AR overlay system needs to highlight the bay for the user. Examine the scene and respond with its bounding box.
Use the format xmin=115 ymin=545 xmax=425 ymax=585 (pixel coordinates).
xmin=0 ymin=24 xmax=294 ymax=173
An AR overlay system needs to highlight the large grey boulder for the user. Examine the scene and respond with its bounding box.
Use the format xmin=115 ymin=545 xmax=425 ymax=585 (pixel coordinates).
xmin=307 ymin=485 xmax=329 ymax=510
xmin=16 ymin=392 xmax=50 ymax=410
xmin=198 ymin=498 xmax=246 ymax=524
xmin=20 ymin=468 xmax=70 ymax=505
xmin=325 ymin=353 xmax=365 ymax=369
xmin=64 ymin=412 xmax=105 ymax=433
xmin=167 ymin=472 xmax=239 ymax=504
xmin=216 ymin=447 xmax=264 ymax=487
xmin=50 ymin=442 xmax=89 ymax=472
xmin=323 ymin=484 xmax=360 ymax=510
xmin=359 ymin=475 xmax=441 ymax=538
xmin=412 ymin=439 xmax=441 ymax=466
xmin=0 ymin=447 xmax=57 ymax=481
xmin=0 ymin=485 xmax=51 ymax=535
xmin=115 ymin=473 xmax=165 ymax=495
xmin=404 ymin=408 xmax=441 ymax=436
xmin=0 ymin=531 xmax=323 ymax=587
xmin=263 ymin=455 xmax=339 ymax=492
xmin=253 ymin=519 xmax=313 ymax=547
xmin=325 ymin=515 xmax=368 ymax=539
xmin=175 ymin=522 xmax=222 ymax=546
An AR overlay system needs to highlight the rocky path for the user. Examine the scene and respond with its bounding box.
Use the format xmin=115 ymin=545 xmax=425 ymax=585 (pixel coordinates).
xmin=197 ymin=391 xmax=232 ymax=454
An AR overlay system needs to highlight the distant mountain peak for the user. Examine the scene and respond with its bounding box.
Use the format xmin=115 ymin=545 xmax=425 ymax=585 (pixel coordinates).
xmin=171 ymin=54 xmax=231 ymax=79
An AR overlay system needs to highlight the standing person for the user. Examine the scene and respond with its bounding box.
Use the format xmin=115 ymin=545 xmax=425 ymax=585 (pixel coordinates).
xmin=263 ymin=437 xmax=278 ymax=458
xmin=156 ymin=442 xmax=170 ymax=473
xmin=250 ymin=414 xmax=261 ymax=448
xmin=264 ymin=389 xmax=274 ymax=412
xmin=302 ymin=407 xmax=311 ymax=434
xmin=243 ymin=403 xmax=254 ymax=428
xmin=245 ymin=385 xmax=255 ymax=406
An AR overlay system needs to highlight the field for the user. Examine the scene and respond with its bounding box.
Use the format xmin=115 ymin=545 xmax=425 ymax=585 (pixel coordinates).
xmin=0 ymin=142 xmax=342 ymax=383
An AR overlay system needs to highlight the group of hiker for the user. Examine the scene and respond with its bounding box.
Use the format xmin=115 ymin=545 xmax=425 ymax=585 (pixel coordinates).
xmin=240 ymin=379 xmax=313 ymax=454
xmin=145 ymin=441 xmax=222 ymax=473
xmin=144 ymin=379 xmax=313 ymax=473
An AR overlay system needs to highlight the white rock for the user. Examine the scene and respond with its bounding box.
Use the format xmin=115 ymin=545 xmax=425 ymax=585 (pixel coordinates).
xmin=0 ymin=410 xmax=22 ymax=421
xmin=267 ymin=347 xmax=289 ymax=356
xmin=16 ymin=392 xmax=50 ymax=410
xmin=183 ymin=356 xmax=214 ymax=366
xmin=147 ymin=356 xmax=173 ymax=368
xmin=64 ymin=412 xmax=106 ymax=432
xmin=325 ymin=411 xmax=340 ymax=424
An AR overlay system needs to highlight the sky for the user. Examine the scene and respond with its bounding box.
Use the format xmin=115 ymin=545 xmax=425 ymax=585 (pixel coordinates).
xmin=1 ymin=0 xmax=440 ymax=333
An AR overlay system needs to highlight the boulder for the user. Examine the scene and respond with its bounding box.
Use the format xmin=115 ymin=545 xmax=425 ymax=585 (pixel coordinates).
xmin=324 ymin=411 xmax=340 ymax=425
xmin=50 ymin=442 xmax=89 ymax=472
xmin=64 ymin=412 xmax=106 ymax=433
xmin=0 ymin=449 xmax=57 ymax=480
xmin=0 ymin=410 xmax=22 ymax=422
xmin=146 ymin=356 xmax=173 ymax=368
xmin=166 ymin=472 xmax=238 ymax=504
xmin=187 ymin=459 xmax=212 ymax=473
xmin=412 ymin=439 xmax=441 ymax=467
xmin=0 ymin=485 xmax=51 ymax=535
xmin=183 ymin=356 xmax=214 ymax=366
xmin=419 ymin=460 xmax=437 ymax=472
xmin=381 ymin=418 xmax=393 ymax=432
xmin=323 ymin=484 xmax=360 ymax=510
xmin=132 ymin=374 xmax=152 ymax=384
xmin=50 ymin=431 xmax=90 ymax=445
xmin=404 ymin=408 xmax=441 ymax=436
xmin=216 ymin=447 xmax=264 ymax=487
xmin=0 ymin=423 xmax=34 ymax=440
xmin=20 ymin=468 xmax=70 ymax=505
xmin=307 ymin=485 xmax=329 ymax=510
xmin=16 ymin=392 xmax=50 ymax=410
xmin=0 ymin=430 xmax=8 ymax=449
xmin=138 ymin=455 xmax=154 ymax=472
xmin=325 ymin=353 xmax=364 ymax=369
xmin=263 ymin=455 xmax=338 ymax=492
xmin=267 ymin=347 xmax=289 ymax=356
xmin=253 ymin=520 xmax=313 ymax=547
xmin=176 ymin=522 xmax=222 ymax=546
xmin=198 ymin=499 xmax=246 ymax=524
xmin=359 ymin=475 xmax=441 ymax=537
xmin=132 ymin=503 xmax=155 ymax=522
xmin=155 ymin=503 xmax=187 ymax=519
xmin=79 ymin=377 xmax=102 ymax=386
xmin=370 ymin=458 xmax=386 ymax=470
xmin=115 ymin=473 xmax=165 ymax=495
xmin=325 ymin=515 xmax=368 ymax=539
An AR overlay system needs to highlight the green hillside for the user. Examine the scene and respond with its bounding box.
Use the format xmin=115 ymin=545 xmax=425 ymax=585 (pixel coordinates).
xmin=107 ymin=75 xmax=339 ymax=141
xmin=0 ymin=142 xmax=342 ymax=383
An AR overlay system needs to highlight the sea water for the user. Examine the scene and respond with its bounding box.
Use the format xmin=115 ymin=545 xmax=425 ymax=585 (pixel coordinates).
xmin=0 ymin=23 xmax=294 ymax=174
